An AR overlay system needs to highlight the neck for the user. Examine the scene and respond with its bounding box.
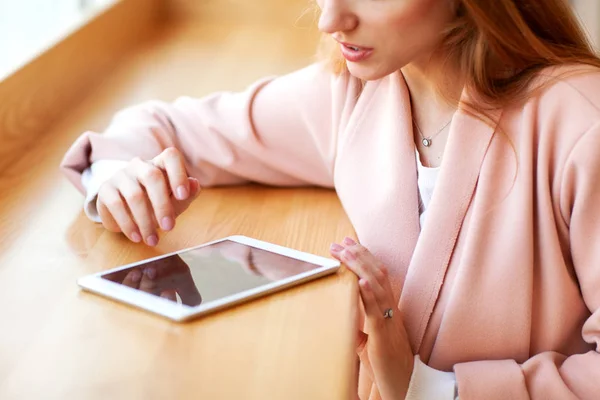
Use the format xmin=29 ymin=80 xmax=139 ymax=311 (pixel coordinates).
xmin=401 ymin=52 xmax=464 ymax=127
xmin=401 ymin=51 xmax=465 ymax=167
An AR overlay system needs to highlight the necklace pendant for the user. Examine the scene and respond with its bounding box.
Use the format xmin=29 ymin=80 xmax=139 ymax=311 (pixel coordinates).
xmin=422 ymin=138 xmax=432 ymax=147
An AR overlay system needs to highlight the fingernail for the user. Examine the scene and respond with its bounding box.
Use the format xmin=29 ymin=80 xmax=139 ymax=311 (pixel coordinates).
xmin=343 ymin=249 xmax=356 ymax=260
xmin=144 ymin=267 xmax=157 ymax=280
xmin=330 ymin=243 xmax=344 ymax=252
xmin=176 ymin=185 xmax=188 ymax=200
xmin=147 ymin=234 xmax=158 ymax=247
xmin=161 ymin=216 xmax=174 ymax=231
xmin=343 ymin=237 xmax=356 ymax=246
xmin=130 ymin=269 xmax=142 ymax=283
xmin=131 ymin=232 xmax=142 ymax=243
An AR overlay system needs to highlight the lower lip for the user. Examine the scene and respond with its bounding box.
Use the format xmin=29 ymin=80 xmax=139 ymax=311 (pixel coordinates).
xmin=339 ymin=44 xmax=373 ymax=62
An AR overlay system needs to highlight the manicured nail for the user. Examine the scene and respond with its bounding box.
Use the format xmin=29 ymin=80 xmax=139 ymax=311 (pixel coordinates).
xmin=176 ymin=185 xmax=188 ymax=200
xmin=343 ymin=237 xmax=356 ymax=246
xmin=161 ymin=216 xmax=174 ymax=231
xmin=130 ymin=269 xmax=142 ymax=283
xmin=131 ymin=232 xmax=142 ymax=243
xmin=147 ymin=234 xmax=158 ymax=247
xmin=144 ymin=267 xmax=157 ymax=280
xmin=330 ymin=243 xmax=344 ymax=252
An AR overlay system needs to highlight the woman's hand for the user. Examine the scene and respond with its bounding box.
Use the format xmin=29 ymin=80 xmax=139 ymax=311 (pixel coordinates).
xmin=96 ymin=147 xmax=201 ymax=246
xmin=330 ymin=237 xmax=414 ymax=400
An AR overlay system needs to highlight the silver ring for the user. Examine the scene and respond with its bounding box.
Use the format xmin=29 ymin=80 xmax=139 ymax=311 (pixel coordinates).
xmin=383 ymin=308 xmax=393 ymax=319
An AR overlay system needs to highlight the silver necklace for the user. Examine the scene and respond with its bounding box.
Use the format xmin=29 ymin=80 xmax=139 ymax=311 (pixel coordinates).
xmin=413 ymin=117 xmax=453 ymax=147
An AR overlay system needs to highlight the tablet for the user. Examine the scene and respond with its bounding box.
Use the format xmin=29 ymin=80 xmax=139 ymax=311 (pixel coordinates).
xmin=77 ymin=235 xmax=340 ymax=322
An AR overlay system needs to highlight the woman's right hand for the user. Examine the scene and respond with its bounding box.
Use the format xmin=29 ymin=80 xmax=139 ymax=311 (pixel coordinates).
xmin=96 ymin=147 xmax=201 ymax=246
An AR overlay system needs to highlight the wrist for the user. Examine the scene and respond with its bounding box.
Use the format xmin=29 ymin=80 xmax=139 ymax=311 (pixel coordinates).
xmin=399 ymin=354 xmax=415 ymax=398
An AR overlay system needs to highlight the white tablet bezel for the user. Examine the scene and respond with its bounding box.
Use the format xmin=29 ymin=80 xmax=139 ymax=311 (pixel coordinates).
xmin=77 ymin=235 xmax=340 ymax=322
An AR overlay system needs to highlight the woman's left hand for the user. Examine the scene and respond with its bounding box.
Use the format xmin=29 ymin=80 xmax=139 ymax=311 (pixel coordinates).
xmin=330 ymin=237 xmax=414 ymax=400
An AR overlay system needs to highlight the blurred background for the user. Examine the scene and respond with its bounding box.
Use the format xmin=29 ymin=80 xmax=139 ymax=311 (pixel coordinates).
xmin=571 ymin=0 xmax=600 ymax=49
xmin=0 ymin=0 xmax=598 ymax=81
xmin=0 ymin=0 xmax=115 ymax=77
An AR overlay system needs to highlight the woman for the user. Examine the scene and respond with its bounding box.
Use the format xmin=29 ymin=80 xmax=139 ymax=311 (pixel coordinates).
xmin=61 ymin=0 xmax=600 ymax=398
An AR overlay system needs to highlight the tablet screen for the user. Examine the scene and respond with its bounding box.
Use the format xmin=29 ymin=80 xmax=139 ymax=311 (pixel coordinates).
xmin=100 ymin=240 xmax=322 ymax=307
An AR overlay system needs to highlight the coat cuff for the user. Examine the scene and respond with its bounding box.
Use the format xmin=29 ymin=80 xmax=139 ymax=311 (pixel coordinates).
xmin=454 ymin=359 xmax=528 ymax=400
xmin=81 ymin=160 xmax=129 ymax=222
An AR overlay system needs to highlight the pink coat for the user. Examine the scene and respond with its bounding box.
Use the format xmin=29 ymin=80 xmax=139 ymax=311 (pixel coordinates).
xmin=61 ymin=63 xmax=600 ymax=399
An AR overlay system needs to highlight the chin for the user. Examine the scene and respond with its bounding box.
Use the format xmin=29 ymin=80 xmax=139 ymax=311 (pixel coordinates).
xmin=346 ymin=61 xmax=396 ymax=81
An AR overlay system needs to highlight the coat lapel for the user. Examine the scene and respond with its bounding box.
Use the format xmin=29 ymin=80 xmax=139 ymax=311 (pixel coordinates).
xmin=335 ymin=71 xmax=421 ymax=300
xmin=399 ymin=92 xmax=503 ymax=353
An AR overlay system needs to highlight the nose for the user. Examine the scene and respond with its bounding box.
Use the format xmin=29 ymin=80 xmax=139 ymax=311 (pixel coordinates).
xmin=317 ymin=0 xmax=358 ymax=34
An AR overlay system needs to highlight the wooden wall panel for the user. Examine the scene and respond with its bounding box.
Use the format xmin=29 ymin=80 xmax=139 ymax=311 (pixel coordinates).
xmin=167 ymin=0 xmax=317 ymax=26
xmin=0 ymin=0 xmax=166 ymax=172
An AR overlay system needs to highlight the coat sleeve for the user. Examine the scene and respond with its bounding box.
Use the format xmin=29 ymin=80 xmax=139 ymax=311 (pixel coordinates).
xmin=453 ymin=122 xmax=600 ymax=400
xmin=60 ymin=63 xmax=359 ymax=194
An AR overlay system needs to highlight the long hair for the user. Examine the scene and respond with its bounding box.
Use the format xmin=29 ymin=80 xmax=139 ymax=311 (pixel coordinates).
xmin=320 ymin=0 xmax=600 ymax=118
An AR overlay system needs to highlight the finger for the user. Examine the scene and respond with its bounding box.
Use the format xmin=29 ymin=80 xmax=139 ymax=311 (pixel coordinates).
xmin=160 ymin=290 xmax=177 ymax=302
xmin=96 ymin=195 xmax=120 ymax=232
xmin=152 ymin=148 xmax=189 ymax=201
xmin=97 ymin=184 xmax=143 ymax=243
xmin=128 ymin=158 xmax=176 ymax=232
xmin=173 ymin=177 xmax=202 ymax=217
xmin=375 ymin=264 xmax=396 ymax=303
xmin=329 ymin=242 xmax=344 ymax=258
xmin=358 ymin=279 xmax=384 ymax=320
xmin=343 ymin=238 xmax=379 ymax=276
xmin=343 ymin=238 xmax=390 ymax=292
xmin=339 ymin=247 xmax=389 ymax=304
xmin=330 ymin=242 xmax=350 ymax=273
xmin=188 ymin=177 xmax=201 ymax=197
xmin=116 ymin=175 xmax=159 ymax=247
xmin=121 ymin=269 xmax=143 ymax=288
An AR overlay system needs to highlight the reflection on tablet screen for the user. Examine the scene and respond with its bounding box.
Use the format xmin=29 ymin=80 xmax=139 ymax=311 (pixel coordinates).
xmin=101 ymin=240 xmax=321 ymax=307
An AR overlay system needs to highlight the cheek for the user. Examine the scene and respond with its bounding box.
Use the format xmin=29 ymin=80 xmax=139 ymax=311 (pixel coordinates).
xmin=361 ymin=4 xmax=422 ymax=40
xmin=372 ymin=0 xmax=453 ymax=47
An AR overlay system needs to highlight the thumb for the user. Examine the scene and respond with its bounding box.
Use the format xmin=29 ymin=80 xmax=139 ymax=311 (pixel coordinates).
xmin=188 ymin=177 xmax=201 ymax=197
xmin=173 ymin=177 xmax=201 ymax=217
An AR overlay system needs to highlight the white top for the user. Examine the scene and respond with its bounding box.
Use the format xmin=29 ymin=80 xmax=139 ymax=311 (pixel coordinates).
xmin=80 ymin=155 xmax=457 ymax=399
xmin=416 ymin=151 xmax=441 ymax=229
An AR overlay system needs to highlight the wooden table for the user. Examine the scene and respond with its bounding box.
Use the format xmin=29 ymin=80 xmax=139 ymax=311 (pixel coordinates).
xmin=0 ymin=7 xmax=358 ymax=400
